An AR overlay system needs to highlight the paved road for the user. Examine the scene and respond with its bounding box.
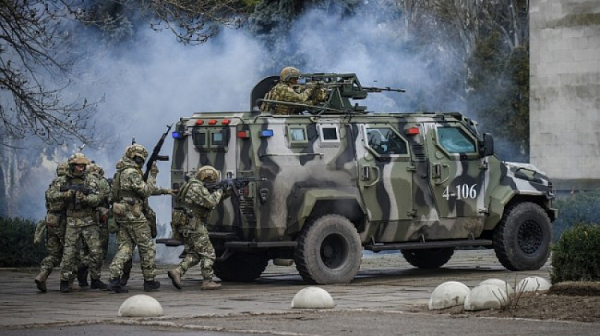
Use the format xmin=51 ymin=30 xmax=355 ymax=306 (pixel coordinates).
xmin=0 ymin=250 xmax=598 ymax=335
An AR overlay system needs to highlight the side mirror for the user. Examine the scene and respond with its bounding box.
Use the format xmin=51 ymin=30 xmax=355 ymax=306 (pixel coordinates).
xmin=480 ymin=133 xmax=494 ymax=157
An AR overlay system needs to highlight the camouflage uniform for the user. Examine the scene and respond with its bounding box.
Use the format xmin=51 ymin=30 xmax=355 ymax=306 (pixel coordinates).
xmin=34 ymin=162 xmax=69 ymax=292
xmin=47 ymin=154 xmax=106 ymax=292
xmin=261 ymin=66 xmax=327 ymax=115
xmin=108 ymin=144 xmax=171 ymax=293
xmin=168 ymin=166 xmax=225 ymax=290
xmin=77 ymin=163 xmax=111 ymax=286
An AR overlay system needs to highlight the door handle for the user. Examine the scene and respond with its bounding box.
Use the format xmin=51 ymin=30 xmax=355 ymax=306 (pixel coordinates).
xmin=364 ymin=166 xmax=380 ymax=188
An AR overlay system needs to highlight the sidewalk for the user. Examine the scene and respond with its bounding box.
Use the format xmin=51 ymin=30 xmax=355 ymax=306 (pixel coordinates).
xmin=1 ymin=250 xmax=596 ymax=336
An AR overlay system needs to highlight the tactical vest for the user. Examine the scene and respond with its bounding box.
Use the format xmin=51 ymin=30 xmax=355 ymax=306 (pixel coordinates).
xmin=112 ymin=167 xmax=144 ymax=201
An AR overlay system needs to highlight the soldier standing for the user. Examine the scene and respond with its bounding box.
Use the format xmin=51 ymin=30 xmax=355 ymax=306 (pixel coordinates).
xmin=167 ymin=165 xmax=228 ymax=290
xmin=47 ymin=153 xmax=107 ymax=293
xmin=107 ymin=144 xmax=172 ymax=293
xmin=77 ymin=162 xmax=111 ymax=287
xmin=34 ymin=162 xmax=70 ymax=292
xmin=260 ymin=66 xmax=327 ymax=115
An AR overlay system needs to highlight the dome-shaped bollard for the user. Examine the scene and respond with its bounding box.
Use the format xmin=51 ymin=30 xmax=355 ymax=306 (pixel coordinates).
xmin=479 ymin=278 xmax=515 ymax=296
xmin=291 ymin=286 xmax=335 ymax=309
xmin=428 ymin=281 xmax=471 ymax=310
xmin=517 ymin=276 xmax=551 ymax=293
xmin=118 ymin=294 xmax=164 ymax=317
xmin=464 ymin=284 xmax=509 ymax=311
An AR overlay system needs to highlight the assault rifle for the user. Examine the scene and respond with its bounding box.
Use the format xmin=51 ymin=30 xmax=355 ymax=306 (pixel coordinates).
xmin=60 ymin=183 xmax=92 ymax=206
xmin=204 ymin=177 xmax=266 ymax=197
xmin=143 ymin=124 xmax=173 ymax=182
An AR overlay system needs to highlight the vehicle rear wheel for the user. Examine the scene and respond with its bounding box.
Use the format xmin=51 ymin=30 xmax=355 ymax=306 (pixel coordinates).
xmin=401 ymin=248 xmax=455 ymax=269
xmin=214 ymin=252 xmax=269 ymax=282
xmin=294 ymin=214 xmax=362 ymax=284
xmin=493 ymin=202 xmax=552 ymax=271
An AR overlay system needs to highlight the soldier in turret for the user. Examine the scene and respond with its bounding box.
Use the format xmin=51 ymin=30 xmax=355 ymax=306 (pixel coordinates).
xmin=47 ymin=153 xmax=107 ymax=293
xmin=167 ymin=165 xmax=229 ymax=290
xmin=260 ymin=66 xmax=327 ymax=115
xmin=107 ymin=144 xmax=172 ymax=293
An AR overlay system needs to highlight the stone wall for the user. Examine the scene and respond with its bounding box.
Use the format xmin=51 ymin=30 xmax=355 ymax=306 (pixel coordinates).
xmin=530 ymin=0 xmax=600 ymax=191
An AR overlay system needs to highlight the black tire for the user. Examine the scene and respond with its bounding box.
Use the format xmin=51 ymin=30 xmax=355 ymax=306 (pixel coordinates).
xmin=214 ymin=252 xmax=268 ymax=282
xmin=493 ymin=202 xmax=552 ymax=271
xmin=401 ymin=248 xmax=455 ymax=269
xmin=294 ymin=214 xmax=362 ymax=284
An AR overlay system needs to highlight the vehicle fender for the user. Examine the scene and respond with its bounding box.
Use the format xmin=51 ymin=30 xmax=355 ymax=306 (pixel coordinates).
xmin=286 ymin=189 xmax=365 ymax=235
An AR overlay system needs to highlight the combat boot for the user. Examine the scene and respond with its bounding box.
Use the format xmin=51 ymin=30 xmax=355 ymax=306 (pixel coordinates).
xmin=90 ymin=278 xmax=108 ymax=290
xmin=34 ymin=272 xmax=48 ymax=293
xmin=143 ymin=279 xmax=161 ymax=292
xmin=119 ymin=272 xmax=130 ymax=286
xmin=77 ymin=265 xmax=89 ymax=287
xmin=201 ymin=280 xmax=221 ymax=290
xmin=109 ymin=277 xmax=128 ymax=293
xmin=60 ymin=280 xmax=70 ymax=293
xmin=167 ymin=268 xmax=183 ymax=290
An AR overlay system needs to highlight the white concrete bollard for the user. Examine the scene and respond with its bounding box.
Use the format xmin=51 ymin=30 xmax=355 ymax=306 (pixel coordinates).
xmin=428 ymin=281 xmax=471 ymax=310
xmin=464 ymin=284 xmax=509 ymax=311
xmin=479 ymin=278 xmax=515 ymax=296
xmin=517 ymin=276 xmax=551 ymax=293
xmin=118 ymin=294 xmax=164 ymax=317
xmin=291 ymin=286 xmax=335 ymax=309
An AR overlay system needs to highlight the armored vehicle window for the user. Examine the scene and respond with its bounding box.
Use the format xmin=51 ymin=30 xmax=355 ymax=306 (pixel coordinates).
xmin=212 ymin=132 xmax=224 ymax=146
xmin=287 ymin=126 xmax=309 ymax=148
xmin=437 ymin=127 xmax=476 ymax=153
xmin=366 ymin=128 xmax=408 ymax=155
xmin=192 ymin=128 xmax=206 ymax=146
xmin=290 ymin=128 xmax=306 ymax=141
xmin=322 ymin=127 xmax=338 ymax=141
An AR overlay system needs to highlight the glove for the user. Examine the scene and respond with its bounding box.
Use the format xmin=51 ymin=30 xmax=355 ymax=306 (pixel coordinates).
xmin=62 ymin=190 xmax=75 ymax=199
xmin=75 ymin=191 xmax=87 ymax=203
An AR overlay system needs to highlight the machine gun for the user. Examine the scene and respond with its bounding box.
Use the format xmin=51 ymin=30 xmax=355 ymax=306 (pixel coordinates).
xmin=143 ymin=124 xmax=172 ymax=182
xmin=60 ymin=183 xmax=92 ymax=206
xmin=296 ymin=73 xmax=405 ymax=114
xmin=204 ymin=177 xmax=267 ymax=197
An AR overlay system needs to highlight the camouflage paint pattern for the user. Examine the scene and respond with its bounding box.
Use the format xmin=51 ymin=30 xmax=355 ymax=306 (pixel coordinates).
xmin=167 ymin=73 xmax=555 ymax=284
xmin=171 ymin=111 xmax=554 ymax=245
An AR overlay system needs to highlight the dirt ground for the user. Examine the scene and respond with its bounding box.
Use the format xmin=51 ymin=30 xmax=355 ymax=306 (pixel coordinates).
xmin=415 ymin=281 xmax=600 ymax=323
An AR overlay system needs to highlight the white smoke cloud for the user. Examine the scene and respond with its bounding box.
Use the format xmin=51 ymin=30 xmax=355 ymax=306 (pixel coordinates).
xmin=6 ymin=3 xmax=467 ymax=262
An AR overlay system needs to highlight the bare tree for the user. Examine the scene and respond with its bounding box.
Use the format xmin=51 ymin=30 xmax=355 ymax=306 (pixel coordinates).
xmin=0 ymin=0 xmax=100 ymax=147
xmin=76 ymin=0 xmax=249 ymax=45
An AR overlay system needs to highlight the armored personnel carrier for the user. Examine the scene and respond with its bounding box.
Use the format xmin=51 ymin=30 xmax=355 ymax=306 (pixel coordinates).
xmin=158 ymin=73 xmax=556 ymax=284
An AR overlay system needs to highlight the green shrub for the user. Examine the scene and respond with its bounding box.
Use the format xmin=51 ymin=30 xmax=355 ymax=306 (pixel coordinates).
xmin=552 ymin=191 xmax=600 ymax=242
xmin=0 ymin=217 xmax=46 ymax=267
xmin=551 ymin=223 xmax=600 ymax=283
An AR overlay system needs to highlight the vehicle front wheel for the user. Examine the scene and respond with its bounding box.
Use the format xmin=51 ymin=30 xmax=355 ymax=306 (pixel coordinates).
xmin=493 ymin=202 xmax=552 ymax=271
xmin=294 ymin=214 xmax=362 ymax=284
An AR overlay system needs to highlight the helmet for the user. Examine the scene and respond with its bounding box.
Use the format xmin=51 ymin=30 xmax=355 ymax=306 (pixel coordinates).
xmin=87 ymin=163 xmax=104 ymax=177
xmin=56 ymin=162 xmax=69 ymax=176
xmin=68 ymin=153 xmax=90 ymax=166
xmin=280 ymin=66 xmax=300 ymax=83
xmin=125 ymin=144 xmax=148 ymax=161
xmin=196 ymin=165 xmax=220 ymax=183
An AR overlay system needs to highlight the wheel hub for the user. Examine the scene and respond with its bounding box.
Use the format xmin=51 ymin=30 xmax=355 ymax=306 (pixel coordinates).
xmin=518 ymin=220 xmax=543 ymax=255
